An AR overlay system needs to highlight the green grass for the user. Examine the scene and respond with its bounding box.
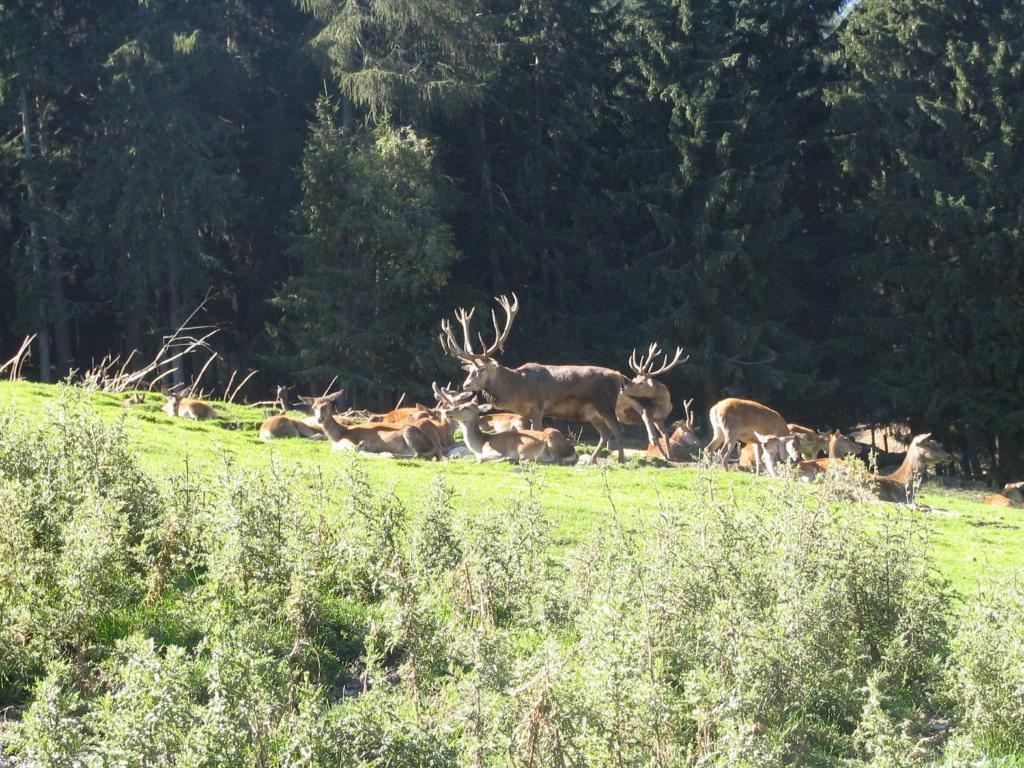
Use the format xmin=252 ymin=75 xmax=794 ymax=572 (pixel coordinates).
xmin=2 ymin=379 xmax=1021 ymax=595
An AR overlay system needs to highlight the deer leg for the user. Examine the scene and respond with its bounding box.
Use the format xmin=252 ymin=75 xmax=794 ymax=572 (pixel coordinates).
xmin=640 ymin=408 xmax=669 ymax=461
xmin=609 ymin=417 xmax=626 ymax=463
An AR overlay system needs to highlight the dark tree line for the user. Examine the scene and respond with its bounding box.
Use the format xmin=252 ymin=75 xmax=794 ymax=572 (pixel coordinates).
xmin=1 ymin=0 xmax=1022 ymax=477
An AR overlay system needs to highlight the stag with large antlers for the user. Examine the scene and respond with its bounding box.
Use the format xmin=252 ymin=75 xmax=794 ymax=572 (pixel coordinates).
xmin=616 ymin=342 xmax=688 ymax=459
xmin=439 ymin=295 xmax=628 ymax=462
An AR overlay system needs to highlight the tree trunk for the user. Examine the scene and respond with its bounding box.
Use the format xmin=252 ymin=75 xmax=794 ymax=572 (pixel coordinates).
xmin=19 ymin=85 xmax=51 ymax=382
xmin=996 ymin=431 xmax=1024 ymax=484
xmin=477 ymin=105 xmax=504 ymax=287
xmin=43 ymin=219 xmax=71 ymax=378
xmin=34 ymin=94 xmax=71 ymax=378
xmin=167 ymin=278 xmax=186 ymax=388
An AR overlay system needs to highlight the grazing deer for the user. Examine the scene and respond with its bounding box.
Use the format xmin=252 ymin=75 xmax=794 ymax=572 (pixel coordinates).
xmin=871 ymin=433 xmax=952 ymax=504
xmin=303 ymin=392 xmax=439 ymax=459
xmin=787 ymin=423 xmax=828 ymax=459
xmin=439 ymin=294 xmax=627 ymax=462
xmin=434 ymin=384 xmax=577 ymax=465
xmin=705 ymin=397 xmax=789 ymax=464
xmin=616 ymin=342 xmax=688 ymax=460
xmin=162 ymin=392 xmax=219 ymax=421
xmin=645 ymin=398 xmax=702 ymax=462
xmin=796 ymin=431 xmax=862 ymax=481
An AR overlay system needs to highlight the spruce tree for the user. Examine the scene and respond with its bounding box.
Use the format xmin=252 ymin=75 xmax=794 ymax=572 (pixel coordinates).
xmin=829 ymin=0 xmax=1024 ymax=476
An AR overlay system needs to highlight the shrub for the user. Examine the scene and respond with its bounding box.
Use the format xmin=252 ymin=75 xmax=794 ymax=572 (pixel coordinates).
xmin=946 ymin=576 xmax=1024 ymax=759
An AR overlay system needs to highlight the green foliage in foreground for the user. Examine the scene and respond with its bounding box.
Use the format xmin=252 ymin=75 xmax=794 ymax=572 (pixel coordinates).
xmin=1 ymin=387 xmax=1024 ymax=765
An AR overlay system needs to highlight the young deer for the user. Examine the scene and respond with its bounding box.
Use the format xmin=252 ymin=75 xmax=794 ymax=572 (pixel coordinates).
xmin=259 ymin=414 xmax=323 ymax=441
xmin=751 ymin=432 xmax=803 ymax=477
xmin=303 ymin=392 xmax=442 ymax=460
xmin=786 ymin=423 xmax=828 ymax=459
xmin=796 ymin=431 xmax=862 ymax=482
xmin=162 ymin=392 xmax=220 ymax=421
xmin=434 ymin=384 xmax=577 ymax=465
xmin=871 ymin=433 xmax=951 ymax=504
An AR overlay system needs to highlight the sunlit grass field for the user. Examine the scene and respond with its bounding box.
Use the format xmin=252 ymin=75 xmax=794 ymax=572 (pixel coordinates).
xmin=1 ymin=379 xmax=1020 ymax=596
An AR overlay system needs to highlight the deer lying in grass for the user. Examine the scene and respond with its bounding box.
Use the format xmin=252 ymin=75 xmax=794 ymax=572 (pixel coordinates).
xmin=616 ymin=343 xmax=688 ymax=460
xmin=480 ymin=411 xmax=531 ymax=434
xmin=796 ymin=431 xmax=862 ymax=482
xmin=434 ymin=384 xmax=577 ymax=465
xmin=871 ymin=433 xmax=951 ymax=504
xmin=303 ymin=391 xmax=442 ymax=460
xmin=440 ymin=294 xmax=627 ymax=462
xmin=259 ymin=414 xmax=323 ymax=441
xmin=706 ymin=397 xmax=789 ymax=464
xmin=644 ymin=398 xmax=702 ymax=461
xmin=162 ymin=392 xmax=219 ymax=421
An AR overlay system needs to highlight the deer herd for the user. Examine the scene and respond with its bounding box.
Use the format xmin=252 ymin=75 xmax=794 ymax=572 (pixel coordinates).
xmin=160 ymin=294 xmax=953 ymax=505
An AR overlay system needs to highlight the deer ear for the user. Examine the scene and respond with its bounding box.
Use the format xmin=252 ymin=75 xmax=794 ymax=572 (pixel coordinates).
xmin=915 ymin=433 xmax=931 ymax=443
xmin=298 ymin=396 xmax=315 ymax=405
xmin=325 ymin=390 xmax=344 ymax=403
xmin=754 ymin=431 xmax=771 ymax=444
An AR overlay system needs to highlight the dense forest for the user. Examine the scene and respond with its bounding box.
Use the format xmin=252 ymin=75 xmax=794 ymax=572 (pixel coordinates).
xmin=1 ymin=0 xmax=1022 ymax=477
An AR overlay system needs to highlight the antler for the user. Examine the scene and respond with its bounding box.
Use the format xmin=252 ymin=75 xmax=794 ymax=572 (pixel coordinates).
xmin=683 ymin=397 xmax=694 ymax=429
xmin=629 ymin=342 xmax=688 ymax=377
xmin=439 ymin=294 xmax=519 ymax=363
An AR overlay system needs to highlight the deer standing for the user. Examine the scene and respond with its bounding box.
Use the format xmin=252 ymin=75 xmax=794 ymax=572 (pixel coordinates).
xmin=705 ymin=397 xmax=789 ymax=464
xmin=439 ymin=295 xmax=627 ymax=463
xmin=616 ymin=342 xmax=688 ymax=460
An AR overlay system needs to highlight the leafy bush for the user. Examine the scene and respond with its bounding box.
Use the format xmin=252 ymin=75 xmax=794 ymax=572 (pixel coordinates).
xmin=946 ymin=577 xmax=1024 ymax=760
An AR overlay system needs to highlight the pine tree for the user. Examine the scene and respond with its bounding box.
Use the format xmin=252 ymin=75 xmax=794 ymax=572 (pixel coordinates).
xmin=606 ymin=0 xmax=844 ymax=414
xmin=273 ymin=99 xmax=459 ymax=403
xmin=829 ymin=0 xmax=1024 ymax=476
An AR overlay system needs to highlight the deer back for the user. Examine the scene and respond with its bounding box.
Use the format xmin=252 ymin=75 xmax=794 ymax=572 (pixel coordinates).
xmin=713 ymin=398 xmax=788 ymax=444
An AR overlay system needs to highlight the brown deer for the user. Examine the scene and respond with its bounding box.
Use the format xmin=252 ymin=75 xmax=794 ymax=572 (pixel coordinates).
xmin=434 ymin=384 xmax=578 ymax=465
xmin=439 ymin=294 xmax=627 ymax=462
xmin=644 ymin=398 xmax=702 ymax=462
xmin=796 ymin=431 xmax=862 ymax=482
xmin=871 ymin=433 xmax=952 ymax=504
xmin=787 ymin=423 xmax=828 ymax=459
xmin=302 ymin=392 xmax=441 ymax=459
xmin=162 ymin=392 xmax=219 ymax=421
xmin=479 ymin=411 xmax=532 ymax=434
xmin=616 ymin=342 xmax=688 ymax=459
xmin=705 ymin=397 xmax=789 ymax=464
xmin=259 ymin=414 xmax=324 ymax=441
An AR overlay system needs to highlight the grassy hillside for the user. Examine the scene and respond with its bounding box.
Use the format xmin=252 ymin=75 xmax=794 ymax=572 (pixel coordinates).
xmin=0 ymin=379 xmax=1019 ymax=595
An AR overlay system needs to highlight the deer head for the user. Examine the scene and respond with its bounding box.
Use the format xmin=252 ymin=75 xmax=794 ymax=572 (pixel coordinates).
xmin=911 ymin=433 xmax=952 ymax=464
xmin=439 ymin=294 xmax=519 ymax=391
xmin=300 ymin=390 xmax=344 ymax=426
xmin=627 ymin=343 xmax=688 ymax=397
xmin=432 ymin=381 xmax=484 ymax=424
